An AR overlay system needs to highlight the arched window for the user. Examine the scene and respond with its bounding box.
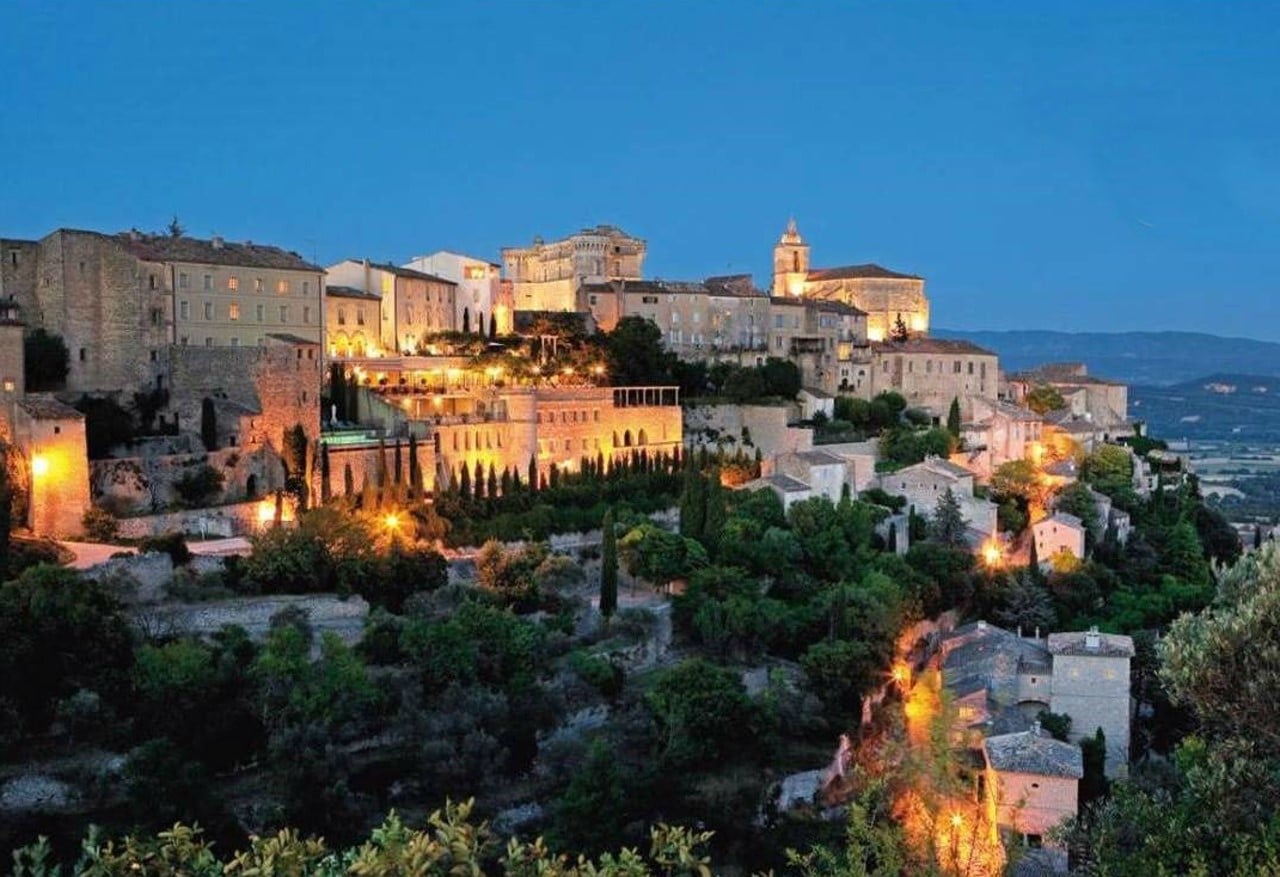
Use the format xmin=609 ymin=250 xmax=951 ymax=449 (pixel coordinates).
xmin=624 ymin=430 xmax=632 ymax=447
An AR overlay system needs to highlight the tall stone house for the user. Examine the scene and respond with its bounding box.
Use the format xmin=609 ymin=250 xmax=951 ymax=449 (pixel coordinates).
xmin=325 ymin=259 xmax=457 ymax=355
xmin=502 ymin=225 xmax=645 ymax=313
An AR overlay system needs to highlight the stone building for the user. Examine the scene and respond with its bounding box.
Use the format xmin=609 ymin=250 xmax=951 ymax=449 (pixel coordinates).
xmin=981 ymin=726 xmax=1082 ymax=856
xmin=1007 ymin=363 xmax=1130 ymax=431
xmin=771 ymin=219 xmax=930 ymax=341
xmin=881 ymin=456 xmax=999 ymax=538
xmin=404 ymin=251 xmax=511 ymax=336
xmin=325 ymin=259 xmax=458 ymax=354
xmin=1032 ymin=513 xmax=1086 ymax=565
xmin=1 ymin=228 xmax=324 ymax=394
xmin=1046 ymin=629 xmax=1133 ymax=776
xmin=867 ymin=337 xmax=999 ymax=420
xmin=580 ymin=279 xmax=714 ymax=355
xmin=502 ymin=225 xmax=646 ymax=313
xmin=14 ymin=396 xmax=91 ymax=537
xmin=0 ymin=301 xmax=23 ymax=434
xmin=958 ymin=397 xmax=1044 ymax=478
xmin=324 ymin=285 xmax=382 ymax=358
xmin=768 ymin=298 xmax=870 ymax=396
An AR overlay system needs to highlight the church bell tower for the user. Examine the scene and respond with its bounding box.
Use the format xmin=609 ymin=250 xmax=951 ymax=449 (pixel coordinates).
xmin=772 ymin=218 xmax=810 ymax=297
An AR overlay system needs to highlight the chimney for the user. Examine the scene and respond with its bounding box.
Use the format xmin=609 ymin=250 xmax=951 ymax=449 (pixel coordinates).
xmin=211 ymin=235 xmax=224 ymax=250
xmin=1034 ymin=626 xmax=1041 ymax=640
xmin=977 ymin=620 xmax=987 ymax=632
xmin=1030 ymin=720 xmax=1041 ymax=737
xmin=1085 ymin=626 xmax=1101 ymax=650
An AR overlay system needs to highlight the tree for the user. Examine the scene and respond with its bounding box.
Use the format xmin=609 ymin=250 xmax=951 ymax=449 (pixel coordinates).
xmin=284 ymin=424 xmax=309 ymax=507
xmin=993 ymin=571 xmax=1056 ymax=631
xmin=408 ymin=434 xmax=421 ymax=497
xmin=1055 ymin=482 xmax=1102 ymax=544
xmin=488 ymin=311 xmax=497 ymax=339
xmin=646 ymin=658 xmax=751 ymax=769
xmin=392 ymin=439 xmax=403 ymax=485
xmin=946 ymin=396 xmax=962 ymax=438
xmin=605 ymin=316 xmax=673 ymax=386
xmin=930 ymin=488 xmax=968 ymax=546
xmin=329 ymin=362 xmax=347 ymax=422
xmin=200 ymin=396 xmax=218 ymax=451
xmin=703 ymin=469 xmax=727 ymax=552
xmin=173 ymin=463 xmax=225 ymax=508
xmin=462 ymin=307 xmax=471 ymax=334
xmin=679 ymin=459 xmax=706 ymax=542
xmin=167 ymin=215 xmax=185 ymax=237
xmin=890 ymin=313 xmax=909 ymax=343
xmin=619 ymin=523 xmax=708 ymax=587
xmin=23 ymin=329 xmax=69 ymax=392
xmin=600 ymin=508 xmax=618 ymax=619
xmin=1081 ymin=445 xmax=1133 ymax=495
xmin=0 ymin=450 xmax=11 ymax=581
xmin=1161 ymin=545 xmax=1280 ymax=753
xmin=801 ymin=638 xmax=880 ymax=723
xmin=528 ymin=455 xmax=538 ymax=493
xmin=1025 ymin=384 xmax=1066 ymax=414
xmin=319 ymin=443 xmax=331 ymax=504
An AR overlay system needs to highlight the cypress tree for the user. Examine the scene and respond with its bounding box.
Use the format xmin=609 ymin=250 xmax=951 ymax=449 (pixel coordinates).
xmin=200 ymin=397 xmax=218 ymax=451
xmin=500 ymin=467 xmax=512 ymax=497
xmin=489 ymin=312 xmax=497 ymax=339
xmin=600 ymin=507 xmax=618 ymax=620
xmin=680 ymin=456 xmax=706 ymax=541
xmin=459 ymin=462 xmax=471 ymax=497
xmin=462 ymin=307 xmax=471 ymax=334
xmin=319 ymin=443 xmax=331 ymax=505
xmin=329 ymin=363 xmax=347 ymax=422
xmin=1256 ymin=525 xmax=1264 ymax=550
xmin=703 ymin=469 xmax=727 ymax=552
xmin=487 ymin=463 xmax=497 ymax=499
xmin=511 ymin=466 xmax=522 ymax=492
xmin=528 ymin=455 xmax=538 ymax=493
xmin=474 ymin=460 xmax=485 ymax=500
xmin=477 ymin=311 xmax=485 ymax=336
xmin=393 ymin=439 xmax=403 ymax=485
xmin=549 ymin=463 xmax=560 ymax=490
xmin=947 ymin=396 xmax=962 ymax=439
xmin=343 ymin=462 xmax=354 ymax=498
xmin=408 ymin=434 xmax=420 ymax=497
xmin=887 ymin=522 xmax=898 ymax=554
xmin=347 ymin=381 xmax=359 ymax=425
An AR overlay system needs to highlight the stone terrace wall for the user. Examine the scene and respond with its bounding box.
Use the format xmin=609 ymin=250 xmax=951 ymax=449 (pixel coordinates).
xmin=114 ymin=499 xmax=265 ymax=539
xmin=93 ymin=447 xmax=280 ymax=516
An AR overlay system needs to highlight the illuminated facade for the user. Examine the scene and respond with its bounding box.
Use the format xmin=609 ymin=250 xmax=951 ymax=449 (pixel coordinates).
xmin=772 ymin=219 xmax=930 ymax=341
xmin=403 ymin=251 xmax=512 ymax=335
xmin=502 ymin=225 xmax=646 ymax=313
xmin=326 ymin=259 xmax=458 ymax=355
xmin=14 ymin=396 xmax=91 ymax=538
xmin=867 ymin=337 xmax=999 ymax=419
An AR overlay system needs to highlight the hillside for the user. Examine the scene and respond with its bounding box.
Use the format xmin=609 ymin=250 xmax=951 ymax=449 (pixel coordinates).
xmin=933 ymin=329 xmax=1280 ymax=386
xmin=1130 ymin=373 xmax=1280 ymax=444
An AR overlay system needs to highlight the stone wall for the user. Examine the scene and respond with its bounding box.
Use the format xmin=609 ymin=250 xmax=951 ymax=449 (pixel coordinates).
xmin=112 ymin=499 xmax=267 ymax=539
xmin=92 ymin=446 xmax=280 ymax=516
xmin=684 ymin=402 xmax=812 ymax=459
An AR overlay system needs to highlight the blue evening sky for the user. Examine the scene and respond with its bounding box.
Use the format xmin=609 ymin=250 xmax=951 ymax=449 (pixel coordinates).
xmin=3 ymin=3 xmax=1279 ymax=339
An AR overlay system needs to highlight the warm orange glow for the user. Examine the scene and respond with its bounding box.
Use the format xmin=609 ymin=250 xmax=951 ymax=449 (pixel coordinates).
xmin=981 ymin=539 xmax=1003 ymax=568
xmin=892 ymin=662 xmax=911 ymax=687
xmin=257 ymin=500 xmax=275 ymax=523
xmin=867 ymin=326 xmax=887 ymax=342
xmin=951 ymin=812 xmax=963 ymax=829
xmin=383 ymin=513 xmax=400 ymax=530
xmin=30 ymin=454 xmax=49 ymax=478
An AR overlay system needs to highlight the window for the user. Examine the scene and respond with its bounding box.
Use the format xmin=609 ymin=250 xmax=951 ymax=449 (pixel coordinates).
xmin=337 ymin=307 xmax=346 ymax=326
xmin=356 ymin=306 xmax=365 ymax=326
xmin=589 ymin=294 xmax=598 ymax=305
xmin=229 ymin=302 xmax=240 ymax=321
xmin=279 ymin=305 xmax=289 ymax=322
xmin=179 ymin=272 xmax=189 ymax=288
xmin=642 ymin=295 xmax=658 ymax=304
xmin=968 ymin=362 xmax=974 ymax=375
xmin=203 ymin=301 xmax=213 ymax=320
xmin=228 ymin=276 xmax=239 ymax=291
xmin=954 ymin=360 xmax=962 ymax=373
xmin=276 ymin=279 xmax=289 ymax=294
xmin=205 ymin=337 xmax=213 ymax=347
xmin=256 ymin=303 xmax=265 ymax=322
xmin=2 ymin=379 xmax=13 ymax=392
xmin=230 ymin=337 xmax=239 ymax=347
xmin=179 ymin=336 xmax=188 ymax=346
xmin=303 ymin=305 xmax=311 ymax=324
xmin=203 ymin=274 xmax=212 ymax=290
xmin=180 ymin=301 xmax=190 ymax=320
xmin=255 ymin=277 xmax=264 ymax=292
xmin=775 ymin=315 xmax=784 ymax=328
xmin=303 ymin=280 xmax=310 ymax=294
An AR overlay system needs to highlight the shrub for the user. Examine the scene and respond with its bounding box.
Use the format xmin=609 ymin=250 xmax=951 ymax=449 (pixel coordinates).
xmin=173 ymin=463 xmax=225 ymax=508
xmin=82 ymin=505 xmax=120 ymax=542
xmin=138 ymin=531 xmax=192 ymax=565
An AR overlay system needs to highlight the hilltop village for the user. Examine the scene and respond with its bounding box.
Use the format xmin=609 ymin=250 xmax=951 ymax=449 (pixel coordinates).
xmin=0 ymin=221 xmax=1265 ymax=876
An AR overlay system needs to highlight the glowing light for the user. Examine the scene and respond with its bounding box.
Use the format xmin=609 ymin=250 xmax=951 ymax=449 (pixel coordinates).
xmin=383 ymin=513 xmax=400 ymax=530
xmin=867 ymin=326 xmax=886 ymax=342
xmin=891 ymin=662 xmax=910 ymax=686
xmin=950 ymin=813 xmax=963 ymax=829
xmin=257 ymin=500 xmax=275 ymax=523
xmin=981 ymin=540 xmax=1003 ymax=568
xmin=30 ymin=454 xmax=49 ymax=478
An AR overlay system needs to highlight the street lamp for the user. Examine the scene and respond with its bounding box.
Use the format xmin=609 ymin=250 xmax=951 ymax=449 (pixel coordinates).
xmin=31 ymin=454 xmax=49 ymax=478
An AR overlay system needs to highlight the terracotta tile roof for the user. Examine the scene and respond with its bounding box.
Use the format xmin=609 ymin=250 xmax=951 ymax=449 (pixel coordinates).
xmin=1047 ymin=630 xmax=1135 ymax=658
xmin=325 ymin=285 xmax=383 ymax=301
xmin=872 ymin=337 xmax=996 ymax=356
xmin=356 ymin=260 xmax=457 ymax=285
xmin=984 ymin=730 xmax=1084 ymax=778
xmin=101 ymin=230 xmax=324 ymax=272
xmin=18 ymin=395 xmax=84 ymax=420
xmin=807 ymin=263 xmax=921 ymax=281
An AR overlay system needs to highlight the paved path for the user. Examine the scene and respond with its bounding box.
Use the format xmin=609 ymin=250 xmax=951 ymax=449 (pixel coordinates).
xmin=61 ymin=536 xmax=252 ymax=570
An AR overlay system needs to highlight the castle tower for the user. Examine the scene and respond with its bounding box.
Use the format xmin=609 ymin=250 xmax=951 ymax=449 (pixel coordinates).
xmin=772 ymin=218 xmax=810 ymax=297
xmin=0 ymin=301 xmax=23 ymax=438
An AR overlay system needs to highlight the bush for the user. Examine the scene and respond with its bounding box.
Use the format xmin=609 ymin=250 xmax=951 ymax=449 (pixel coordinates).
xmin=138 ymin=531 xmax=192 ymax=565
xmin=173 ymin=463 xmax=225 ymax=508
xmin=82 ymin=505 xmax=120 ymax=542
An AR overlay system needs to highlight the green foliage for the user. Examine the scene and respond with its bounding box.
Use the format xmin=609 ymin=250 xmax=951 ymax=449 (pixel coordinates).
xmin=76 ymin=393 xmax=137 ymax=459
xmin=878 ymin=426 xmax=955 ymax=468
xmin=945 ymin=396 xmax=961 ymax=438
xmin=173 ymin=462 xmax=225 ymax=508
xmin=601 ymin=507 xmax=618 ymax=618
xmin=23 ymin=329 xmax=68 ymax=392
xmin=1054 ymin=481 xmax=1102 ymax=543
xmin=0 ymin=565 xmax=135 ymax=747
xmin=929 ymin=488 xmax=967 ymax=547
xmin=200 ymin=396 xmax=218 ymax=451
xmin=646 ymin=659 xmax=752 ymax=770
xmin=82 ymin=504 xmax=120 ymax=542
xmin=801 ymin=638 xmax=880 ymax=723
xmin=1036 ymin=709 xmax=1072 ymax=742
xmin=606 ymin=316 xmax=675 ymax=386
xmin=620 ymin=523 xmax=708 ymax=586
xmin=1081 ymin=444 xmax=1134 ymax=495
xmin=1024 ymin=383 xmax=1066 ymax=414
xmin=138 ymin=531 xmax=192 ymax=565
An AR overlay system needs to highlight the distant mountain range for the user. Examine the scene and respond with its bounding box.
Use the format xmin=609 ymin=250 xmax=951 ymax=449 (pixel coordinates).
xmin=1128 ymin=374 xmax=1280 ymax=445
xmin=933 ymin=329 xmax=1280 ymax=386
